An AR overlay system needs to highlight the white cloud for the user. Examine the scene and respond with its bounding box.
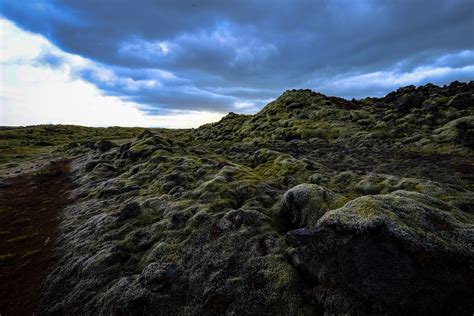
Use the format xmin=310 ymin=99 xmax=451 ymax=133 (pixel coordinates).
xmin=118 ymin=38 xmax=174 ymax=61
xmin=0 ymin=18 xmax=224 ymax=128
xmin=145 ymin=110 xmax=224 ymax=129
xmin=158 ymin=42 xmax=170 ymax=55
xmin=313 ymin=61 xmax=474 ymax=99
xmin=232 ymin=100 xmax=260 ymax=113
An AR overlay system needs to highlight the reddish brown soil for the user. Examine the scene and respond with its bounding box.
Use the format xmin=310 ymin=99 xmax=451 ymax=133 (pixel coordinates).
xmin=0 ymin=161 xmax=72 ymax=316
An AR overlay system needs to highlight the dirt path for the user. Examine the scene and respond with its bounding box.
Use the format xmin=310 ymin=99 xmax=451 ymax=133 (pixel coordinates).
xmin=0 ymin=161 xmax=72 ymax=315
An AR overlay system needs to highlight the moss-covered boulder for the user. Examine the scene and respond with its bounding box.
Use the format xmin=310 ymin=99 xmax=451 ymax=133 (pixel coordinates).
xmin=286 ymin=190 xmax=474 ymax=314
xmin=433 ymin=116 xmax=474 ymax=148
xmin=94 ymin=140 xmax=115 ymax=153
xmin=280 ymin=184 xmax=346 ymax=229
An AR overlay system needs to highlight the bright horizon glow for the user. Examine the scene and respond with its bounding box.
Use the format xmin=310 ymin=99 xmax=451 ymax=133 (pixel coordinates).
xmin=0 ymin=19 xmax=225 ymax=128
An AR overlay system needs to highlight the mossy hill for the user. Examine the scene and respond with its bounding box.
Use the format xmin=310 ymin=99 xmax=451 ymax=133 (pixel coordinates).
xmin=1 ymin=81 xmax=473 ymax=315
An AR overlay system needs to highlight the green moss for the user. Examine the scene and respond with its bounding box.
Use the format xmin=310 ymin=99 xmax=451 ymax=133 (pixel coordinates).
xmin=433 ymin=96 xmax=450 ymax=105
xmin=322 ymin=191 xmax=473 ymax=253
xmin=255 ymin=155 xmax=310 ymax=184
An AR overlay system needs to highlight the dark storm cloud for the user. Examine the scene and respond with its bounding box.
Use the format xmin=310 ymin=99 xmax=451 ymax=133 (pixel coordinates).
xmin=2 ymin=0 xmax=473 ymax=113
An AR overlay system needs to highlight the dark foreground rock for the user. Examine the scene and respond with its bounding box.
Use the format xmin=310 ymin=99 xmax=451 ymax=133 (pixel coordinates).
xmin=286 ymin=191 xmax=474 ymax=314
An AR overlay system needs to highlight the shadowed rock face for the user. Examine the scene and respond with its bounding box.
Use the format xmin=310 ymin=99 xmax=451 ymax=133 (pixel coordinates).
xmin=34 ymin=81 xmax=473 ymax=315
xmin=286 ymin=191 xmax=474 ymax=314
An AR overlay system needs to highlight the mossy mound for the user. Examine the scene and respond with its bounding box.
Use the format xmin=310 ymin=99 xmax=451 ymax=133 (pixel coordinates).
xmin=280 ymin=184 xmax=347 ymax=229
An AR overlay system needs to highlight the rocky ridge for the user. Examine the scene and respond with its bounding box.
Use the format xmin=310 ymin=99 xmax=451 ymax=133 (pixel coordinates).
xmin=39 ymin=81 xmax=473 ymax=314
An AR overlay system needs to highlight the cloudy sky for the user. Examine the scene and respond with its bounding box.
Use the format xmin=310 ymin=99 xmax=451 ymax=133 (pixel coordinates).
xmin=1 ymin=0 xmax=473 ymax=127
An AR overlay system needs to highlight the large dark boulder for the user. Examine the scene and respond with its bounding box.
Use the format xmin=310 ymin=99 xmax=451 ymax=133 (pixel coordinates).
xmin=395 ymin=93 xmax=424 ymax=113
xmin=118 ymin=201 xmax=142 ymax=221
xmin=433 ymin=116 xmax=474 ymax=148
xmin=286 ymin=191 xmax=474 ymax=315
xmin=421 ymin=99 xmax=439 ymax=113
xmin=455 ymin=119 xmax=474 ymax=148
xmin=94 ymin=140 xmax=114 ymax=153
xmin=139 ymin=263 xmax=179 ymax=292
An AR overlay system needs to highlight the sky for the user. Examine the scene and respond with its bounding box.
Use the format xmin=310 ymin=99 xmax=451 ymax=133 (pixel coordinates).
xmin=1 ymin=0 xmax=473 ymax=128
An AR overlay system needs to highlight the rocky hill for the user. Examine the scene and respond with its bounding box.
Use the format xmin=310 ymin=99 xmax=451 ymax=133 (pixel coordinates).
xmin=1 ymin=81 xmax=473 ymax=314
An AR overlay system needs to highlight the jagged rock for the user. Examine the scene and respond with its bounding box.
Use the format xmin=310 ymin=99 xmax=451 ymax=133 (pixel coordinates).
xmin=77 ymin=140 xmax=96 ymax=149
xmin=170 ymin=210 xmax=189 ymax=228
xmin=84 ymin=160 xmax=99 ymax=171
xmin=286 ymin=191 xmax=474 ymax=314
xmin=447 ymin=92 xmax=473 ymax=109
xmin=118 ymin=201 xmax=142 ymax=221
xmin=395 ymin=93 xmax=424 ymax=113
xmin=119 ymin=142 xmax=131 ymax=153
xmin=194 ymin=167 xmax=207 ymax=178
xmin=92 ymin=163 xmax=116 ymax=174
xmin=161 ymin=171 xmax=189 ymax=186
xmin=434 ymin=116 xmax=474 ymax=148
xmin=128 ymin=147 xmax=155 ymax=160
xmin=97 ymin=178 xmax=139 ymax=197
xmin=94 ymin=140 xmax=114 ymax=153
xmin=421 ymin=99 xmax=438 ymax=112
xmin=139 ymin=263 xmax=179 ymax=291
xmin=160 ymin=181 xmax=176 ymax=193
xmin=455 ymin=118 xmax=474 ymax=148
